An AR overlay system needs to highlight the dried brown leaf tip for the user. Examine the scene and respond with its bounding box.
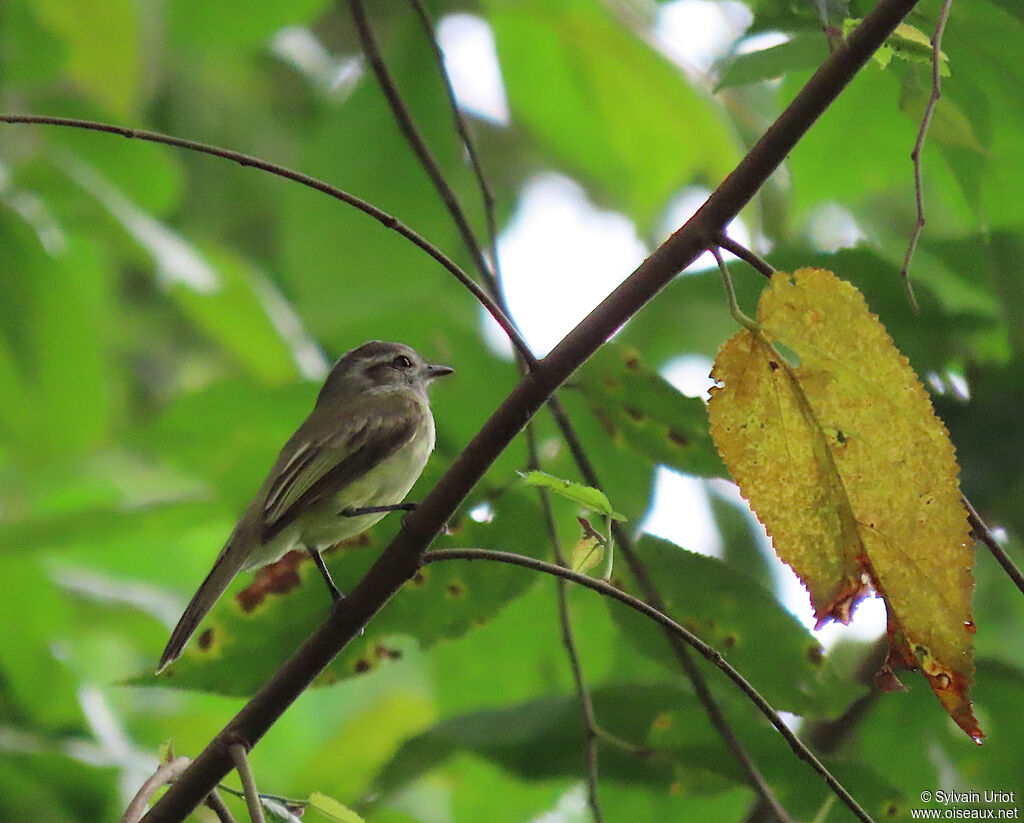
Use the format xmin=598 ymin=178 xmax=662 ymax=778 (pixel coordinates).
xmin=708 ymin=268 xmax=979 ymax=740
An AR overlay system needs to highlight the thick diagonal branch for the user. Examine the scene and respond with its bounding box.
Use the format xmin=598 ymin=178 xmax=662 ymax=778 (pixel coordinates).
xmin=141 ymin=2 xmax=921 ymax=818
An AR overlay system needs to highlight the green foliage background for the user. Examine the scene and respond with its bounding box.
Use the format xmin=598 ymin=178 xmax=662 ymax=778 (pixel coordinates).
xmin=2 ymin=0 xmax=1023 ymax=820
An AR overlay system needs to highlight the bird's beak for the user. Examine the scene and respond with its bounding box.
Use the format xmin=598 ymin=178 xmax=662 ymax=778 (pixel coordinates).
xmin=425 ymin=363 xmax=454 ymax=380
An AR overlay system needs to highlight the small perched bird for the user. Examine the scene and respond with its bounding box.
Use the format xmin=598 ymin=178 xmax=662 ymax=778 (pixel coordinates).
xmin=158 ymin=341 xmax=453 ymax=672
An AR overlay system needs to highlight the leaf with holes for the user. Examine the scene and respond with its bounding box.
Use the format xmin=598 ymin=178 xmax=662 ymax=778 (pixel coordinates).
xmin=707 ymin=268 xmax=978 ymax=739
xmin=132 ymin=489 xmax=548 ymax=695
xmin=572 ymin=343 xmax=726 ymax=478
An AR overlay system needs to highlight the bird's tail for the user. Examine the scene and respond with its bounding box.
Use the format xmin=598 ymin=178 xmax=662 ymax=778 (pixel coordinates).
xmin=157 ymin=537 xmax=246 ymax=673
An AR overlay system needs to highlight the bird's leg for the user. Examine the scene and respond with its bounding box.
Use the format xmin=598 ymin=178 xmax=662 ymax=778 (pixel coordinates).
xmin=307 ymin=546 xmax=343 ymax=602
xmin=339 ymin=503 xmax=417 ymax=517
xmin=337 ymin=502 xmax=451 ymax=535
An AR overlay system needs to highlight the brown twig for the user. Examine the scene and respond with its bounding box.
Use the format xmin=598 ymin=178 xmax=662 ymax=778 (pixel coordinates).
xmin=0 ymin=113 xmax=534 ymax=365
xmin=529 ymin=426 xmax=605 ymax=822
xmin=423 ymin=548 xmax=873 ymax=823
xmin=963 ymin=493 xmax=1024 ymax=596
xmin=140 ymin=3 xmax=923 ymax=818
xmin=899 ymin=0 xmax=953 ymax=313
xmin=546 ymin=398 xmax=794 ymax=823
xmin=203 ymin=790 xmax=237 ymax=823
xmin=123 ymin=757 xmax=193 ymax=822
xmin=384 ymin=6 xmax=603 ymax=812
xmin=228 ymin=743 xmax=265 ymax=823
xmin=349 ymin=0 xmax=509 ymax=308
xmin=123 ymin=756 xmax=235 ymax=823
xmin=406 ymin=0 xmax=503 ymax=290
xmin=717 ymin=233 xmax=775 ymax=279
xmin=390 ymin=10 xmax=776 ymax=809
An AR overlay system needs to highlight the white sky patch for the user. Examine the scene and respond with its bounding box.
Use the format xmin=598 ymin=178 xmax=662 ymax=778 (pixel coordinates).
xmin=659 ymin=186 xmax=753 ymax=272
xmin=736 ymin=30 xmax=792 ymax=55
xmin=530 ymin=783 xmax=586 ymax=823
xmin=656 ymin=0 xmax=753 ymax=74
xmin=662 ymin=353 xmax=715 ymax=401
xmin=486 ymin=174 xmax=647 ymax=356
xmin=468 ymin=502 xmax=494 ymax=523
xmin=777 ymin=564 xmax=888 ymax=648
xmin=62 ymin=158 xmax=219 ymax=293
xmin=707 ymin=479 xmax=886 ymax=649
xmin=926 ymin=371 xmax=947 ymax=395
xmin=946 ymin=369 xmax=970 ymax=401
xmin=438 ymin=14 xmax=510 ymax=124
xmin=642 ymin=469 xmax=722 ymax=558
xmin=805 ymin=202 xmax=865 ymax=252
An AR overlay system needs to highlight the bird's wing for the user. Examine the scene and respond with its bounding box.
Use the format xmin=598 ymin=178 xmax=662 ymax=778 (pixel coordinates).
xmin=261 ymin=393 xmax=421 ymax=542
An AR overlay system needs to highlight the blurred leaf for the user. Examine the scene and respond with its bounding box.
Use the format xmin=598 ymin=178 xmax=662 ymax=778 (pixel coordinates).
xmin=0 ymin=556 xmax=84 ymax=731
xmin=0 ymin=1 xmax=67 ymax=86
xmin=900 ymin=76 xmax=983 ymax=153
xmin=31 ymin=0 xmax=140 ymax=116
xmin=709 ymin=486 xmax=774 ymax=591
xmin=371 ymin=679 xmax=897 ymax=820
xmin=132 ymin=379 xmax=318 ymax=509
xmin=0 ymin=751 xmax=119 ymax=823
xmin=716 ymin=33 xmax=829 ymax=90
xmin=485 ymin=0 xmax=739 ymax=228
xmin=168 ymin=244 xmax=310 ymax=384
xmin=572 ymin=527 xmax=605 ymax=577
xmin=308 ymin=791 xmax=364 ymax=823
xmin=783 ymin=61 xmax=972 ymax=231
xmin=166 ymin=0 xmax=328 ymax=51
xmin=9 ymin=234 xmax=118 ymax=458
xmin=140 ymin=488 xmax=550 ymax=695
xmin=571 ymin=342 xmax=726 ymax=478
xmin=549 ymin=391 xmax=657 ymax=523
xmin=300 ymin=692 xmax=436 ymax=803
xmin=610 ymin=536 xmax=862 ymax=717
xmin=851 ymin=20 xmax=950 ymax=75
xmin=934 ymin=359 xmax=1024 ymax=539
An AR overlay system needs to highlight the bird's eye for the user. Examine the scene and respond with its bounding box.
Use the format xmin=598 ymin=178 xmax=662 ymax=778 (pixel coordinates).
xmin=392 ymin=355 xmax=413 ymax=369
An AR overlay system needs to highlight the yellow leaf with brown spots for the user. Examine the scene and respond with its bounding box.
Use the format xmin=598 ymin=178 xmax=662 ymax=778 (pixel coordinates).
xmin=707 ymin=268 xmax=978 ymax=739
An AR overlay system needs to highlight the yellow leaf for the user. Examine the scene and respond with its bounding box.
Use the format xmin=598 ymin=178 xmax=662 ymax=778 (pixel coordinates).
xmin=573 ymin=534 xmax=604 ymax=575
xmin=308 ymin=791 xmax=365 ymax=823
xmin=707 ymin=268 xmax=978 ymax=739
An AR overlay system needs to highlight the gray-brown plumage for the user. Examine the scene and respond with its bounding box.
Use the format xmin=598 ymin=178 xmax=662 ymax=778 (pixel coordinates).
xmin=157 ymin=341 xmax=452 ymax=672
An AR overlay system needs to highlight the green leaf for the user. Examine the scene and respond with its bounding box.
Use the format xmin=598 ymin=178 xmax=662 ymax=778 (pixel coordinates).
xmin=572 ymin=534 xmax=604 ymax=576
xmin=31 ymin=0 xmax=140 ymax=116
xmin=370 ymin=680 xmax=899 ymax=819
xmin=571 ymin=342 xmax=726 ymax=478
xmin=846 ymin=19 xmax=951 ymax=75
xmin=138 ymin=489 xmax=550 ymax=695
xmin=308 ymin=791 xmax=365 ymax=823
xmin=167 ymin=0 xmax=327 ymax=51
xmin=485 ymin=0 xmax=739 ymax=228
xmin=520 ymin=470 xmax=625 ymax=520
xmin=716 ymin=33 xmax=829 ymax=90
xmin=610 ymin=536 xmax=863 ymax=717
xmin=168 ymin=244 xmax=308 ymax=384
